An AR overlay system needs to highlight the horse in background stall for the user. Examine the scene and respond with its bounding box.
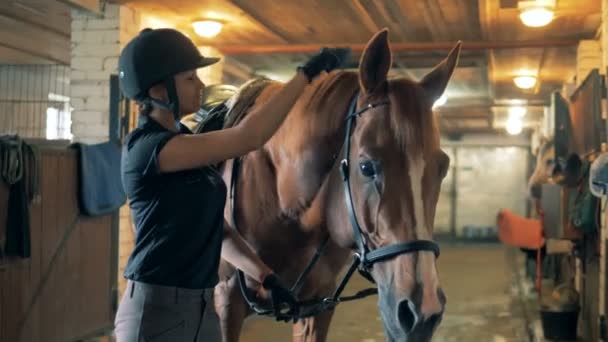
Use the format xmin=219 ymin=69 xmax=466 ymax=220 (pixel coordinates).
xmin=525 ymin=137 xmax=576 ymax=285
xmin=528 ymin=137 xmax=556 ymax=201
xmin=209 ymin=29 xmax=461 ymax=342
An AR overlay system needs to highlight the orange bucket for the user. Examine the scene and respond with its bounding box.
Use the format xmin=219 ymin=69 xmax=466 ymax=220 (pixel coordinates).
xmin=496 ymin=209 xmax=544 ymax=249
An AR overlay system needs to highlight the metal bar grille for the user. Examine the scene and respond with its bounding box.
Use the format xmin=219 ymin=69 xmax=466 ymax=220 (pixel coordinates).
xmin=0 ymin=64 xmax=71 ymax=140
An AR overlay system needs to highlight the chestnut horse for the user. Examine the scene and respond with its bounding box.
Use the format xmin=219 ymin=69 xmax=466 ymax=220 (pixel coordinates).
xmin=212 ymin=29 xmax=460 ymax=342
xmin=528 ymin=137 xmax=555 ymax=199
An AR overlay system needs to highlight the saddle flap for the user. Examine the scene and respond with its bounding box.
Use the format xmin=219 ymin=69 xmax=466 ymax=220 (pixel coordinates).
xmin=71 ymin=141 xmax=126 ymax=216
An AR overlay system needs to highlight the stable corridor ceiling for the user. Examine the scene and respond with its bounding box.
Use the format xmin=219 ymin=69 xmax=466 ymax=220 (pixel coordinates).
xmin=0 ymin=0 xmax=602 ymax=136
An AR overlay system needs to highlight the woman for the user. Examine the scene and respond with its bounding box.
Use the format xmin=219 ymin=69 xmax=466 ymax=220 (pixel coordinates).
xmin=114 ymin=27 xmax=349 ymax=341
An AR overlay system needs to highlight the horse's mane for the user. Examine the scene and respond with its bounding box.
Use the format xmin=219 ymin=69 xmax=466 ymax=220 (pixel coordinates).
xmin=217 ymin=71 xmax=439 ymax=158
xmin=302 ymin=71 xmax=360 ymax=135
xmin=296 ymin=72 xmax=439 ymax=156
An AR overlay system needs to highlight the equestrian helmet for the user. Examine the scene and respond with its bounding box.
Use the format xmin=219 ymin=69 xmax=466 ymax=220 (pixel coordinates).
xmin=118 ymin=28 xmax=220 ymax=100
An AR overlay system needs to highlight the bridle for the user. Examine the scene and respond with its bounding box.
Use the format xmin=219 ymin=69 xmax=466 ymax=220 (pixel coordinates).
xmin=228 ymin=90 xmax=441 ymax=321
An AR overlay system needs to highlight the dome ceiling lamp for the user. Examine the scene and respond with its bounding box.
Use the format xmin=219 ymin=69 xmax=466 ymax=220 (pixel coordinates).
xmin=518 ymin=0 xmax=556 ymax=28
xmin=192 ymin=19 xmax=224 ymax=38
xmin=513 ymin=69 xmax=538 ymax=90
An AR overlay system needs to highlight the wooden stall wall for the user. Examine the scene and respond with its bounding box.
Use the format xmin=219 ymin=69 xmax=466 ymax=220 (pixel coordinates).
xmin=0 ymin=143 xmax=117 ymax=342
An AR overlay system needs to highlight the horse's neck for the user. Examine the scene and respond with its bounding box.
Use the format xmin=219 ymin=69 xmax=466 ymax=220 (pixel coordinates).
xmin=264 ymin=72 xmax=359 ymax=221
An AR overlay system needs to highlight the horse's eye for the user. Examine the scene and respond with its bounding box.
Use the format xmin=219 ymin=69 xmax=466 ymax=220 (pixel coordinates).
xmin=359 ymin=161 xmax=376 ymax=178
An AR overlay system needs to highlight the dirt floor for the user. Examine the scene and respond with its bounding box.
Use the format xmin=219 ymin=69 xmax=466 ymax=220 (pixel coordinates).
xmin=239 ymin=243 xmax=533 ymax=342
xmin=92 ymin=242 xmax=569 ymax=342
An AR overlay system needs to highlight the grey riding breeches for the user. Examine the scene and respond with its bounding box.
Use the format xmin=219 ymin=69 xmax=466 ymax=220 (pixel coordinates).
xmin=114 ymin=280 xmax=221 ymax=342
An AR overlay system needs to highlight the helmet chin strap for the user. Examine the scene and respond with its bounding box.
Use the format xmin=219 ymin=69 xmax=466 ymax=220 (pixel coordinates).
xmin=143 ymin=76 xmax=181 ymax=127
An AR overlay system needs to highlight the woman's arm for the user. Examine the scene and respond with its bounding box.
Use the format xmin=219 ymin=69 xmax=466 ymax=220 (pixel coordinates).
xmin=220 ymin=221 xmax=273 ymax=283
xmin=157 ymin=72 xmax=308 ymax=173
xmin=157 ymin=48 xmax=350 ymax=173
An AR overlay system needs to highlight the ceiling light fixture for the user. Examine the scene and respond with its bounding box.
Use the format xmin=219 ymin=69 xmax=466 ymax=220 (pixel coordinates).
xmin=518 ymin=0 xmax=555 ymax=28
xmin=508 ymin=106 xmax=527 ymax=118
xmin=506 ymin=117 xmax=524 ymax=135
xmin=192 ymin=19 xmax=224 ymax=38
xmin=513 ymin=75 xmax=537 ymax=89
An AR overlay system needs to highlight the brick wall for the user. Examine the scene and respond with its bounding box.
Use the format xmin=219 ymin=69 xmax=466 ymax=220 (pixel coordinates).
xmin=70 ymin=4 xmax=140 ymax=144
xmin=70 ymin=3 xmax=141 ymax=300
xmin=576 ymin=39 xmax=602 ymax=86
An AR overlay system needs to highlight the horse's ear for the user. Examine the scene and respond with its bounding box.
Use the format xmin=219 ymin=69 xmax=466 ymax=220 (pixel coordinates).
xmin=359 ymin=28 xmax=392 ymax=94
xmin=420 ymin=41 xmax=462 ymax=104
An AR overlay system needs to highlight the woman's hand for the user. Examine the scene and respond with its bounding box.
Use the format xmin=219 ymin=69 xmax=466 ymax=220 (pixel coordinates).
xmin=261 ymin=273 xmax=300 ymax=323
xmin=297 ymin=47 xmax=352 ymax=82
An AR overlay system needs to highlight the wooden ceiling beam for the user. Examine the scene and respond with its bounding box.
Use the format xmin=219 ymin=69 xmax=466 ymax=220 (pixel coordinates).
xmin=229 ymin=0 xmax=291 ymax=43
xmin=347 ymin=0 xmax=380 ymax=35
xmin=0 ymin=45 xmax=54 ymax=64
xmin=55 ymin=0 xmax=102 ymax=15
xmin=212 ymin=39 xmax=578 ymax=55
xmin=0 ymin=13 xmax=69 ymax=65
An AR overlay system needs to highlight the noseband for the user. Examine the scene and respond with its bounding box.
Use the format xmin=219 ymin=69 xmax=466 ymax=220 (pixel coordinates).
xmin=229 ymin=91 xmax=441 ymax=321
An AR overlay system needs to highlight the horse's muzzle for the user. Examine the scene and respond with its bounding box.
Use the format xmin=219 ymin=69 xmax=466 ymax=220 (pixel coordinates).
xmin=379 ymin=287 xmax=446 ymax=341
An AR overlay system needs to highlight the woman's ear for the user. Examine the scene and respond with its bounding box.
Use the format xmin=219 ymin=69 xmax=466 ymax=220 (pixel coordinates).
xmin=148 ymin=83 xmax=168 ymax=101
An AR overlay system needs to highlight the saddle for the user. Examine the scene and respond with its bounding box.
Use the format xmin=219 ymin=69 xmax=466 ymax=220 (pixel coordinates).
xmin=193 ymin=78 xmax=275 ymax=133
xmin=191 ymin=78 xmax=275 ymax=169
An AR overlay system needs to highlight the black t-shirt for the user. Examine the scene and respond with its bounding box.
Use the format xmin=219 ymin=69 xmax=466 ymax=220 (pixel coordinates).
xmin=121 ymin=115 xmax=227 ymax=289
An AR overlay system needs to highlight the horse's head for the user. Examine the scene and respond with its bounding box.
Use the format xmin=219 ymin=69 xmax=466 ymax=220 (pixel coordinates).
xmin=326 ymin=30 xmax=459 ymax=341
xmin=528 ymin=137 xmax=555 ymax=199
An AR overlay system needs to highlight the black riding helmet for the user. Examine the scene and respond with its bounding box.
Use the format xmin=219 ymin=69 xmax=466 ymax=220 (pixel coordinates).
xmin=118 ymin=28 xmax=220 ymax=120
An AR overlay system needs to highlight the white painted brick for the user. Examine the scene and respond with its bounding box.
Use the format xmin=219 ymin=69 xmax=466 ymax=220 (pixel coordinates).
xmin=73 ymin=31 xmax=101 ymax=45
xmin=576 ymin=39 xmax=601 ymax=85
xmin=70 ymin=97 xmax=86 ymax=109
xmin=103 ymin=56 xmax=119 ymax=72
xmin=84 ymin=70 xmax=112 ymax=81
xmin=70 ymin=3 xmax=142 ymax=143
xmin=72 ymin=135 xmax=108 ymax=144
xmin=72 ymin=110 xmax=107 ymax=124
xmin=72 ymin=42 xmax=120 ymax=57
xmin=81 ymin=30 xmax=105 ymax=44
xmin=71 ymin=121 xmax=108 ymax=135
xmin=85 ymin=97 xmax=109 ymax=111
xmin=578 ymin=40 xmax=601 ymax=50
xmin=102 ymin=30 xmax=120 ymax=44
xmin=71 ymin=19 xmax=86 ymax=31
xmin=70 ymin=81 xmax=108 ymax=97
xmin=86 ymin=18 xmax=119 ymax=30
xmin=103 ymin=3 xmax=121 ymax=19
xmin=71 ymin=31 xmax=84 ymax=43
xmin=71 ymin=56 xmax=104 ymax=71
xmin=70 ymin=70 xmax=86 ymax=80
xmin=71 ymin=8 xmax=92 ymax=20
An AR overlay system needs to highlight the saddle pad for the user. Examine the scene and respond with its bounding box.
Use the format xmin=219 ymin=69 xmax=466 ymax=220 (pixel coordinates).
xmin=497 ymin=209 xmax=544 ymax=249
xmin=71 ymin=141 xmax=126 ymax=216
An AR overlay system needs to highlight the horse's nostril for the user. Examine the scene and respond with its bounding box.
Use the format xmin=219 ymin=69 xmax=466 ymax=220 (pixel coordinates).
xmin=397 ymin=299 xmax=418 ymax=333
xmin=427 ymin=313 xmax=442 ymax=328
